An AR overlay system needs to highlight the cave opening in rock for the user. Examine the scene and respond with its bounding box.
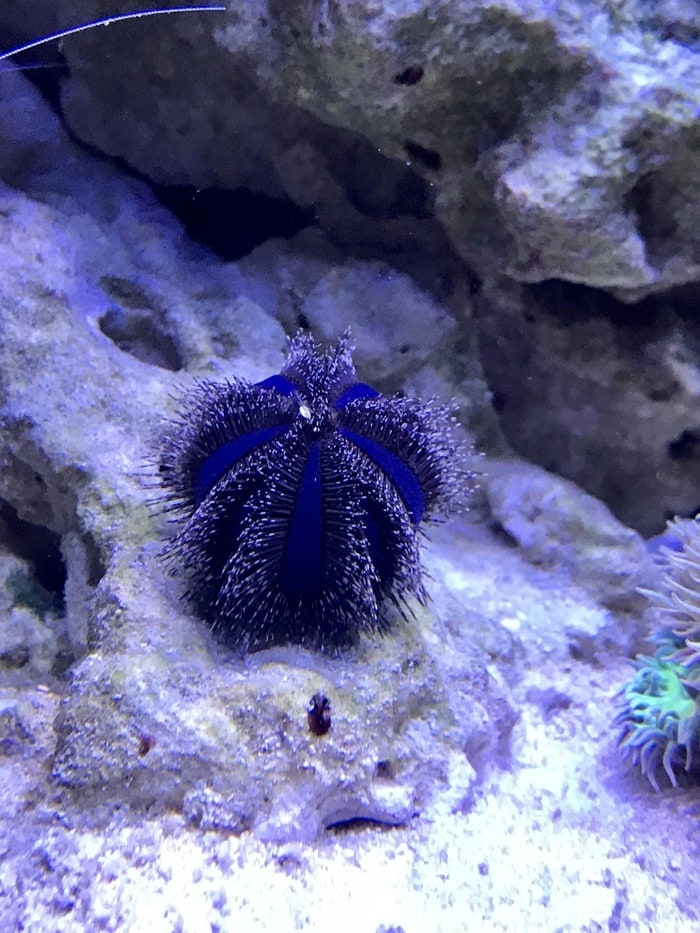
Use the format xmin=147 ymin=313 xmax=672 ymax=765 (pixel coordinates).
xmin=151 ymin=184 xmax=316 ymax=261
xmin=0 ymin=499 xmax=67 ymax=614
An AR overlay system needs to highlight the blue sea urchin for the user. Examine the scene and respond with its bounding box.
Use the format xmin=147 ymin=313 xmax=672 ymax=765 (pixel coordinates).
xmin=157 ymin=332 xmax=473 ymax=651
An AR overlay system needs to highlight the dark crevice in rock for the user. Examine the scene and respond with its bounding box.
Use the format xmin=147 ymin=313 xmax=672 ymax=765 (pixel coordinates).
xmin=0 ymin=499 xmax=66 ymax=612
xmin=403 ymin=140 xmax=442 ymax=172
xmin=97 ymin=306 xmax=182 ymax=372
xmin=393 ymin=65 xmax=424 ymax=86
xmin=525 ymin=279 xmax=660 ymax=327
xmin=68 ymin=532 xmax=104 ymax=592
xmin=151 ymin=184 xmax=316 ymax=261
xmin=326 ymin=816 xmax=405 ymax=834
xmin=624 ymin=171 xmax=679 ymax=244
xmin=667 ymin=428 xmax=700 ymax=462
xmin=343 ymin=151 xmax=434 ymax=221
xmin=0 ymin=490 xmax=106 ymax=668
xmin=96 ymin=274 xmax=183 ymax=370
xmin=664 ymin=280 xmax=700 ymax=323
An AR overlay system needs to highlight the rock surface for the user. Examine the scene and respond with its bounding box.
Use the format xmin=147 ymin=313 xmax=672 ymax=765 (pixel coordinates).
xmin=1 ymin=0 xmax=698 ymax=532
xmin=3 ymin=1 xmax=699 ymax=299
xmin=0 ymin=11 xmax=699 ymax=929
xmin=477 ymin=278 xmax=700 ymax=535
xmin=485 ymin=458 xmax=658 ymax=614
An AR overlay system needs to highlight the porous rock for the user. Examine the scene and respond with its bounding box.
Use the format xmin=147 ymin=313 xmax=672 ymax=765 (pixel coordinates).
xmin=2 ymin=3 xmax=699 ymax=534
xmin=477 ymin=279 xmax=700 ymax=535
xmin=485 ymin=458 xmax=658 ymax=615
xmin=2 ymin=1 xmax=697 ymax=300
xmin=0 ymin=12 xmax=699 ymax=929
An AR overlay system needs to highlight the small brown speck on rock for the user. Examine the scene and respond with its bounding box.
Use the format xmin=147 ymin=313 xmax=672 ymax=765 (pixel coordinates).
xmin=307 ymin=693 xmax=331 ymax=736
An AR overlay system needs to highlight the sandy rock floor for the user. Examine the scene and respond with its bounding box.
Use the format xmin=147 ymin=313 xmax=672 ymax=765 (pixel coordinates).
xmin=1 ymin=650 xmax=697 ymax=932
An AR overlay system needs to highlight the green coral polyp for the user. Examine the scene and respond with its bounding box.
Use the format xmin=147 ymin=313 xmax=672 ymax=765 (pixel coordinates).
xmin=614 ymin=649 xmax=699 ymax=791
xmin=615 ymin=515 xmax=700 ymax=790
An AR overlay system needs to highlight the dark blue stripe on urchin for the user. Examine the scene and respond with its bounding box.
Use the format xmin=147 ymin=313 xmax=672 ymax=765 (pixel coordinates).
xmin=255 ymin=374 xmax=298 ymax=397
xmin=340 ymin=427 xmax=425 ymax=524
xmin=333 ymin=382 xmax=380 ymax=409
xmin=193 ymin=424 xmax=290 ymax=505
xmin=281 ymin=442 xmax=323 ymax=595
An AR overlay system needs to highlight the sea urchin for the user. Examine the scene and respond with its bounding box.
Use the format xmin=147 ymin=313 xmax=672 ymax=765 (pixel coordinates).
xmin=157 ymin=331 xmax=473 ymax=651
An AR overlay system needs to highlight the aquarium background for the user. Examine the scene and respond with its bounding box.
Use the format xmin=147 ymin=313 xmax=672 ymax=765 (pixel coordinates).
xmin=0 ymin=1 xmax=699 ymax=930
